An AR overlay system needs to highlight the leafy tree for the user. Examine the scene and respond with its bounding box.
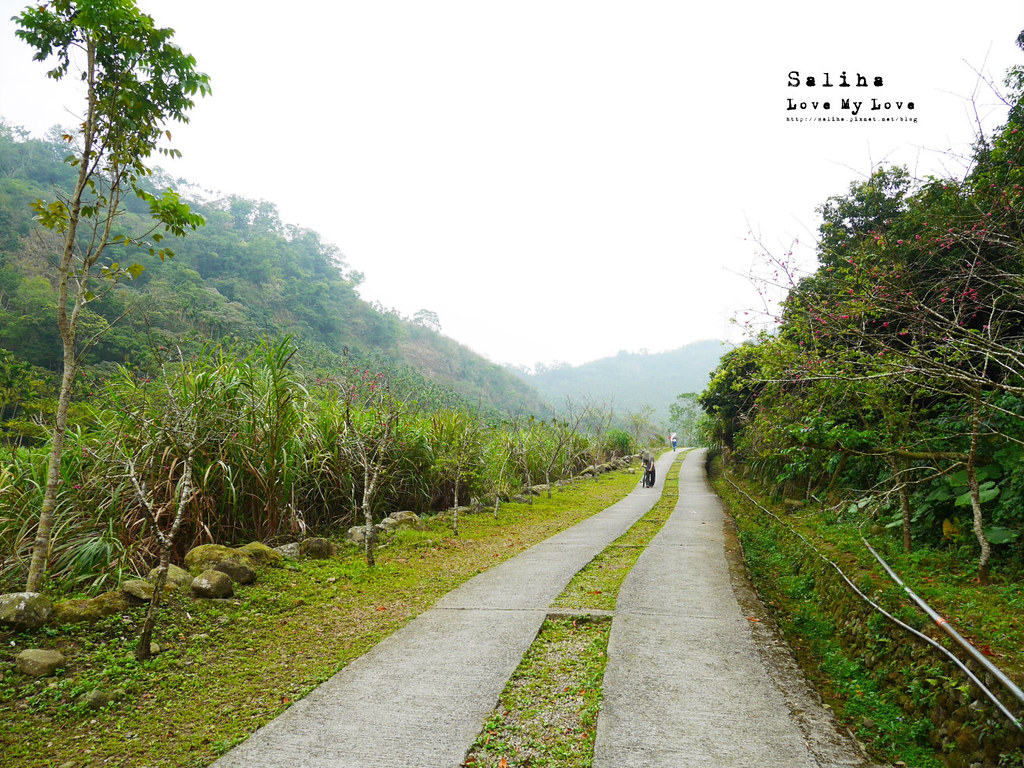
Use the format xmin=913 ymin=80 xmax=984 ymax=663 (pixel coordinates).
xmin=16 ymin=0 xmax=210 ymax=591
xmin=668 ymin=393 xmax=701 ymax=448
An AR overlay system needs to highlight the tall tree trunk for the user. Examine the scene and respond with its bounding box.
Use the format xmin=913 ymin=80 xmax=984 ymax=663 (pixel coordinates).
xmin=896 ymin=464 xmax=913 ymax=554
xmin=362 ymin=465 xmax=376 ymax=567
xmin=137 ymin=549 xmax=170 ymax=660
xmin=25 ymin=43 xmax=97 ymax=593
xmin=25 ymin=365 xmax=74 ymax=591
xmin=966 ymin=395 xmax=991 ymax=584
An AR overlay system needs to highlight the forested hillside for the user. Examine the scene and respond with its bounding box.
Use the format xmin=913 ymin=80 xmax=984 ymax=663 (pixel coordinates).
xmin=511 ymin=340 xmax=726 ymax=427
xmin=699 ymin=66 xmax=1024 ymax=579
xmin=0 ymin=122 xmax=550 ymax=432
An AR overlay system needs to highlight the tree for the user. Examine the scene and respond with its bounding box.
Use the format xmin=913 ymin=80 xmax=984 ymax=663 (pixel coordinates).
xmin=110 ymin=359 xmax=203 ymax=660
xmin=16 ymin=0 xmax=210 ymax=591
xmin=429 ymin=409 xmax=482 ymax=535
xmin=340 ymin=368 xmax=404 ymax=566
xmin=624 ymin=404 xmax=656 ymax=453
xmin=668 ymin=393 xmax=701 ymax=447
xmin=412 ymin=308 xmax=441 ymax=333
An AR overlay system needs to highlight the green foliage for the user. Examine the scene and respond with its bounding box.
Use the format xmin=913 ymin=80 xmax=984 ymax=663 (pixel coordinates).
xmin=602 ymin=427 xmax=633 ymax=458
xmin=0 ymin=338 xmax=598 ymax=590
xmin=699 ymin=59 xmax=1024 ymax=575
xmin=1 ymin=466 xmax=640 ymax=768
xmin=0 ymin=121 xmax=549 ymax=421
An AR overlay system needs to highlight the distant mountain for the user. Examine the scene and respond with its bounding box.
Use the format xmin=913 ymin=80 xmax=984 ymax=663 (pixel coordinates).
xmin=0 ymin=123 xmax=551 ymax=420
xmin=510 ymin=340 xmax=728 ymax=426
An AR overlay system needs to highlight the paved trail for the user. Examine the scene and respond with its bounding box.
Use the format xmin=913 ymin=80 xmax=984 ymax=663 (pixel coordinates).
xmin=212 ymin=450 xmax=868 ymax=768
xmin=211 ymin=451 xmax=679 ymax=768
xmin=593 ymin=450 xmax=868 ymax=767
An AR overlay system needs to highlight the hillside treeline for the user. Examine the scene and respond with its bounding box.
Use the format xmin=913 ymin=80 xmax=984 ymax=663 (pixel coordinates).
xmin=699 ymin=66 xmax=1024 ymax=581
xmin=0 ymin=121 xmax=549 ymax=433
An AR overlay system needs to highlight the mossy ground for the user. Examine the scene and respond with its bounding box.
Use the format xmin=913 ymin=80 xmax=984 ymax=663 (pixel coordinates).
xmin=0 ymin=469 xmax=640 ymax=768
xmin=712 ymin=464 xmax=1024 ymax=768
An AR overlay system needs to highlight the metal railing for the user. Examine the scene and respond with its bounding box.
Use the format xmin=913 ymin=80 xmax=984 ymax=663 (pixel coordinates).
xmin=724 ymin=475 xmax=1024 ymax=734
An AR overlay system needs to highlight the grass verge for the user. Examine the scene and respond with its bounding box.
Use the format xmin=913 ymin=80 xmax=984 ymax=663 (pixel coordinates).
xmin=463 ymin=451 xmax=685 ymax=767
xmin=0 ymin=469 xmax=640 ymax=768
xmin=712 ymin=464 xmax=1024 ymax=768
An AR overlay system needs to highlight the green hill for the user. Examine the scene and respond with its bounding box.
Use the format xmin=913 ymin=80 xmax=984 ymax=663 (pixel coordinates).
xmin=0 ymin=123 xmax=551 ymax=424
xmin=510 ymin=340 xmax=728 ymax=426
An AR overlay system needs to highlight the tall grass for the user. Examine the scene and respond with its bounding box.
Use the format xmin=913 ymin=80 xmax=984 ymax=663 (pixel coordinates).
xmin=0 ymin=339 xmax=615 ymax=594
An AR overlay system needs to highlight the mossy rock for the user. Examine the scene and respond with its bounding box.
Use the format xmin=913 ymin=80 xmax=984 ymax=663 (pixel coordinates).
xmin=184 ymin=544 xmax=256 ymax=584
xmin=51 ymin=591 xmax=128 ymax=624
xmin=147 ymin=563 xmax=194 ymax=588
xmin=236 ymin=541 xmax=283 ymax=568
xmin=191 ymin=569 xmax=234 ymax=599
xmin=16 ymin=648 xmax=64 ymax=677
xmin=0 ymin=592 xmax=53 ymax=630
xmin=299 ymin=537 xmax=334 ymax=560
xmin=122 ymin=579 xmax=156 ymax=602
xmin=185 ymin=544 xmax=238 ymax=573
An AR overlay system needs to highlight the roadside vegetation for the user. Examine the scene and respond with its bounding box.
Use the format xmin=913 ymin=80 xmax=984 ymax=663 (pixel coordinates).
xmin=1 ymin=469 xmax=641 ymax=768
xmin=691 ymin=43 xmax=1024 ymax=767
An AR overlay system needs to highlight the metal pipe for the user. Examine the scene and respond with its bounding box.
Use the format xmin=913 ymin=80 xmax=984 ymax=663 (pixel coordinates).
xmin=722 ymin=476 xmax=1024 ymax=733
xmin=863 ymin=538 xmax=1024 ymax=708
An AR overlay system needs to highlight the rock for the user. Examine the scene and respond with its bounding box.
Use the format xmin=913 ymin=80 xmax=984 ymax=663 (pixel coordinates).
xmin=529 ymin=484 xmax=550 ymax=496
xmin=184 ymin=544 xmax=256 ymax=585
xmin=236 ymin=541 xmax=284 ymax=568
xmin=388 ymin=511 xmax=425 ymax=531
xmin=51 ymin=598 xmax=100 ymax=625
xmin=511 ymin=494 xmax=530 ymax=504
xmin=347 ymin=526 xmax=371 ymax=545
xmin=299 ymin=537 xmax=334 ymax=559
xmin=0 ymin=592 xmax=54 ymax=630
xmin=122 ymin=579 xmax=156 ymax=602
xmin=378 ymin=517 xmax=399 ymax=532
xmin=16 ymin=648 xmax=64 ymax=677
xmin=51 ymin=590 xmax=128 ymax=624
xmin=212 ymin=557 xmax=256 ymax=585
xmin=77 ymin=688 xmax=126 ymax=709
xmin=92 ymin=590 xmax=130 ymax=616
xmin=273 ymin=542 xmax=301 ymax=560
xmin=147 ymin=564 xmax=194 ymax=588
xmin=185 ymin=543 xmax=236 ymax=572
xmin=190 ymin=569 xmax=234 ymax=599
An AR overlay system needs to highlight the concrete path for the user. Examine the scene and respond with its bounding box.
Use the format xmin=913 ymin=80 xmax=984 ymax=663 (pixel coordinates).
xmin=211 ymin=451 xmax=681 ymax=768
xmin=593 ymin=450 xmax=868 ymax=768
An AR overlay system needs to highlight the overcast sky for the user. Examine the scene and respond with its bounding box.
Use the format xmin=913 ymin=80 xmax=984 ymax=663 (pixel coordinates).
xmin=1 ymin=1 xmax=1021 ymax=369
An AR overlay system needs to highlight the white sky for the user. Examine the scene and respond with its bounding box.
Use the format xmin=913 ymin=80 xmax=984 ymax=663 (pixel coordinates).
xmin=1 ymin=1 xmax=1021 ymax=369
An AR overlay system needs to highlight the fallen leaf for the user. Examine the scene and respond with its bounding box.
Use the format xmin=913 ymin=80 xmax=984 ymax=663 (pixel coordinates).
xmin=746 ymin=617 xmax=760 ymax=622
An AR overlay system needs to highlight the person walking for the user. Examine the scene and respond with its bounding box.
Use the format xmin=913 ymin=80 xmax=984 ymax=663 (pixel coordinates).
xmin=670 ymin=432 xmax=677 ymax=451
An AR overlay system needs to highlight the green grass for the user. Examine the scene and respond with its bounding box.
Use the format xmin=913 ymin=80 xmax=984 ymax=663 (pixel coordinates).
xmin=0 ymin=469 xmax=641 ymax=768
xmin=554 ymin=453 xmax=684 ymax=611
xmin=463 ymin=451 xmax=685 ymax=767
xmin=710 ymin=468 xmax=1017 ymax=768
xmin=464 ymin=617 xmax=610 ymax=768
